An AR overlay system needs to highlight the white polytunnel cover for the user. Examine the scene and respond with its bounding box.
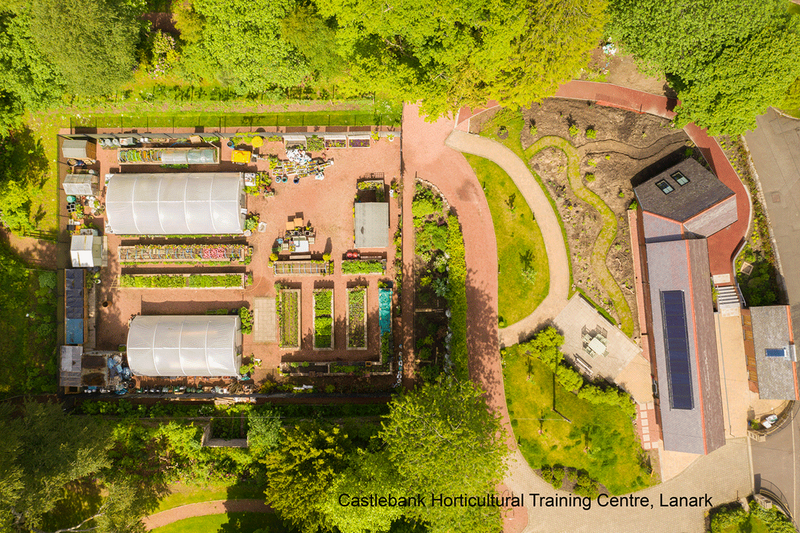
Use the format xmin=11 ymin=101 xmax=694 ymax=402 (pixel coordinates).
xmin=127 ymin=315 xmax=243 ymax=377
xmin=105 ymin=173 xmax=245 ymax=234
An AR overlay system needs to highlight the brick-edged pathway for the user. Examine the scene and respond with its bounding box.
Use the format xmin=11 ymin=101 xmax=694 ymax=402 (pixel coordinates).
xmin=142 ymin=499 xmax=270 ymax=530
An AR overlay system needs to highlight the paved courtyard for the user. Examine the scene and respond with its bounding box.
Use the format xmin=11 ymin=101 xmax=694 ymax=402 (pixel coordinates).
xmin=86 ymin=133 xmax=402 ymax=383
xmin=553 ymin=293 xmax=643 ymax=398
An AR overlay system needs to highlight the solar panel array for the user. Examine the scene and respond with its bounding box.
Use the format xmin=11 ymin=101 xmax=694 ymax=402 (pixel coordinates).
xmin=65 ymin=269 xmax=84 ymax=345
xmin=661 ymin=290 xmax=694 ymax=410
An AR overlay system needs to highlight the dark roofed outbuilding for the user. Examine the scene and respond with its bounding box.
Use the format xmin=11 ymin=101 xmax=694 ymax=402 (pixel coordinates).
xmin=635 ymin=158 xmax=737 ymax=238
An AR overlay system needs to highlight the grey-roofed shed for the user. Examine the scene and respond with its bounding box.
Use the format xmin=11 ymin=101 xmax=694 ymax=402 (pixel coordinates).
xmin=750 ymin=306 xmax=798 ymax=400
xmin=354 ymin=203 xmax=389 ymax=248
xmin=645 ymin=238 xmax=725 ymax=454
xmin=635 ymin=158 xmax=736 ymax=237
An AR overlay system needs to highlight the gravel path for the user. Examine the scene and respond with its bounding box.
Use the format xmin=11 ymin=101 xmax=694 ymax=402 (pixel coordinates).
xmin=142 ymin=499 xmax=271 ymax=530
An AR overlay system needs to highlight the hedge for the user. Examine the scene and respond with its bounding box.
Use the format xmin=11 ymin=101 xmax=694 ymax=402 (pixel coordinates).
xmin=446 ymin=214 xmax=469 ymax=380
xmin=119 ymin=274 xmax=184 ymax=288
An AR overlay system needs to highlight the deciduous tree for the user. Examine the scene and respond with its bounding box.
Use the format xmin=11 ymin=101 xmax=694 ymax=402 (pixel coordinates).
xmin=0 ymin=401 xmax=112 ymax=532
xmin=608 ymin=0 xmax=800 ymax=134
xmin=263 ymin=421 xmax=351 ymax=533
xmin=379 ymin=378 xmax=507 ymax=533
xmin=175 ymin=0 xmax=311 ymax=93
xmin=30 ymin=0 xmax=142 ymax=97
xmin=318 ymin=0 xmax=606 ymax=117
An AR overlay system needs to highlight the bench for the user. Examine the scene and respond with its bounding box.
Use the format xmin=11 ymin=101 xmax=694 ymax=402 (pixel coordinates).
xmin=291 ymin=254 xmax=312 ymax=260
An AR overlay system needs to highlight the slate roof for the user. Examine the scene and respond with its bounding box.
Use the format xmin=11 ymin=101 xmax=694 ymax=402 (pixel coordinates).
xmin=354 ymin=203 xmax=389 ymax=248
xmin=645 ymin=238 xmax=725 ymax=454
xmin=750 ymin=306 xmax=798 ymax=400
xmin=634 ymin=158 xmax=734 ymax=223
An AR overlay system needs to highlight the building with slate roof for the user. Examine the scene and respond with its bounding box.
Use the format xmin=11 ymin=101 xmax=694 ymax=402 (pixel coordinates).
xmin=746 ymin=306 xmax=798 ymax=400
xmin=634 ymin=158 xmax=736 ymax=455
xmin=635 ymin=158 xmax=737 ymax=242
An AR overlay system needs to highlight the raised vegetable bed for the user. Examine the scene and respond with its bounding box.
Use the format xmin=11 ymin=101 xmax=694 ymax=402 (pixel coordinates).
xmin=118 ymin=244 xmax=251 ymax=264
xmin=277 ymin=289 xmax=301 ymax=349
xmin=341 ymin=259 xmax=385 ymax=274
xmin=313 ymin=289 xmax=334 ymax=349
xmin=346 ymin=287 xmax=367 ymax=349
xmin=119 ymin=273 xmax=245 ymax=289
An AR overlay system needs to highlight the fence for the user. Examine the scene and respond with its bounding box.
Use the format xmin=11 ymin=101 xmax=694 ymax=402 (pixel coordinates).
xmin=71 ymin=111 xmax=401 ymax=132
xmin=756 ymin=477 xmax=796 ymax=527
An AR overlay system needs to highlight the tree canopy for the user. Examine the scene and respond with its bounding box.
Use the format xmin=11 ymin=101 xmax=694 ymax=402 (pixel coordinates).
xmin=263 ymin=421 xmax=351 ymax=533
xmin=608 ymin=0 xmax=800 ymax=134
xmin=379 ymin=377 xmax=508 ymax=533
xmin=0 ymin=401 xmax=112 ymax=532
xmin=318 ymin=0 xmax=606 ymax=116
xmin=175 ymin=0 xmax=311 ymax=94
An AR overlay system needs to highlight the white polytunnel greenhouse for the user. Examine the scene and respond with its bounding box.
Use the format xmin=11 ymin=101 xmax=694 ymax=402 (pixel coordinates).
xmin=105 ymin=173 xmax=245 ymax=235
xmin=127 ymin=315 xmax=243 ymax=377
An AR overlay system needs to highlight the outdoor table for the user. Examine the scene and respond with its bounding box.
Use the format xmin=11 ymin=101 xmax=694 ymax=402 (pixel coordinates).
xmin=587 ymin=336 xmax=606 ymax=357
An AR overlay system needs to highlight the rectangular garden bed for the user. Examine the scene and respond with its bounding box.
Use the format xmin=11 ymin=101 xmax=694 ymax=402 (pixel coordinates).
xmin=346 ymin=287 xmax=367 ymax=349
xmin=273 ymin=261 xmax=330 ymax=276
xmin=348 ymin=136 xmax=371 ymax=148
xmin=379 ymin=288 xmax=393 ymax=364
xmin=313 ymin=289 xmax=334 ymax=349
xmin=341 ymin=259 xmax=385 ymax=275
xmin=118 ymin=273 xmax=246 ymax=289
xmin=277 ymin=289 xmax=301 ymax=349
xmin=118 ymin=244 xmax=251 ymax=264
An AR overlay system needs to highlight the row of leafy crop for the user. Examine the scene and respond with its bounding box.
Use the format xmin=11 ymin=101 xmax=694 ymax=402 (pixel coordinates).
xmin=119 ymin=273 xmax=244 ymax=288
xmin=277 ymin=288 xmax=300 ymax=348
xmin=314 ymin=289 xmax=333 ymax=349
xmin=347 ymin=288 xmax=367 ymax=348
xmin=341 ymin=260 xmax=384 ymax=274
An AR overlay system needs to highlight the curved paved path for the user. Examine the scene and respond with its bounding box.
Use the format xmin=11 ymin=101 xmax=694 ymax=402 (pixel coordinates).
xmin=444 ymin=131 xmax=570 ymax=348
xmin=446 ymin=81 xmax=752 ymax=532
xmin=142 ymin=499 xmax=270 ymax=530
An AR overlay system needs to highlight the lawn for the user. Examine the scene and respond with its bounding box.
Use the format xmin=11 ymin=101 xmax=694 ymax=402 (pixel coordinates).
xmin=0 ymin=243 xmax=58 ymax=397
xmin=464 ymin=154 xmax=548 ymax=326
xmin=478 ymin=108 xmax=573 ymax=290
xmin=502 ymin=343 xmax=654 ymax=495
xmin=155 ymin=483 xmax=265 ymax=513
xmin=151 ymin=512 xmax=292 ymax=533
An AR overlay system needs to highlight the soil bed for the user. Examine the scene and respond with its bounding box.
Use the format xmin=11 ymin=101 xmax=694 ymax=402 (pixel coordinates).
xmin=472 ymin=100 xmax=704 ymax=339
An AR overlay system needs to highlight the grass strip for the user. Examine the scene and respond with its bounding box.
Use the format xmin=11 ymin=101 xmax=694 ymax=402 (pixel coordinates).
xmin=464 ymin=153 xmax=549 ymax=325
